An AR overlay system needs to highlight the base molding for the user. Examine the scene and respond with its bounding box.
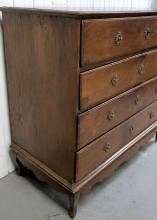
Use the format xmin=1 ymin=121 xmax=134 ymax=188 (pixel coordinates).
xmin=11 ymin=144 xmax=73 ymax=193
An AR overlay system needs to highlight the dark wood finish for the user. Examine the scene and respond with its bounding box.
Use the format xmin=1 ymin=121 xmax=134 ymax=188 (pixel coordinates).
xmin=3 ymin=12 xmax=80 ymax=183
xmin=2 ymin=6 xmax=157 ymax=218
xmin=68 ymin=193 xmax=80 ymax=218
xmin=82 ymin=16 xmax=157 ymax=67
xmin=78 ymin=76 xmax=157 ymax=148
xmin=76 ymin=101 xmax=157 ymax=180
xmin=15 ymin=158 xmax=30 ymax=176
xmin=80 ymin=49 xmax=157 ymax=110
xmin=11 ymin=144 xmax=73 ymax=192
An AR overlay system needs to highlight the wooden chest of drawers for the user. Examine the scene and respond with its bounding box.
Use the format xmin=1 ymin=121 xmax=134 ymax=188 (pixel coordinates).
xmin=2 ymin=6 xmax=157 ymax=218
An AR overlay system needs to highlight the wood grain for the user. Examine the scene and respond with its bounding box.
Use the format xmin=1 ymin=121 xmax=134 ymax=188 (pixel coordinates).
xmin=78 ymin=76 xmax=157 ymax=148
xmin=82 ymin=16 xmax=157 ymax=67
xmin=3 ymin=12 xmax=80 ymax=182
xmin=76 ymin=101 xmax=157 ymax=181
xmin=80 ymin=49 xmax=157 ymax=110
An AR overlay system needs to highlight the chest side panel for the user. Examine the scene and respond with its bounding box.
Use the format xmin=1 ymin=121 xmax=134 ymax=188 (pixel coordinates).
xmin=3 ymin=12 xmax=80 ymax=182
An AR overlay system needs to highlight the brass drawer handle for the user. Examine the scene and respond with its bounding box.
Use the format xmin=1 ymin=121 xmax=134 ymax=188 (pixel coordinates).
xmin=138 ymin=63 xmax=145 ymax=75
xmin=130 ymin=125 xmax=134 ymax=134
xmin=111 ymin=74 xmax=119 ymax=86
xmin=115 ymin=32 xmax=123 ymax=45
xmin=104 ymin=143 xmax=112 ymax=152
xmin=107 ymin=110 xmax=115 ymax=121
xmin=134 ymin=94 xmax=141 ymax=105
xmin=144 ymin=27 xmax=155 ymax=39
xmin=149 ymin=112 xmax=155 ymax=119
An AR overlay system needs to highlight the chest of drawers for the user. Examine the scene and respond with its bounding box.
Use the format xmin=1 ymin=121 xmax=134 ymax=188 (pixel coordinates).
xmin=2 ymin=6 xmax=157 ymax=218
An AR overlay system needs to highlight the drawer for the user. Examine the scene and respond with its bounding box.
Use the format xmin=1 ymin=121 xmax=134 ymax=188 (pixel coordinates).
xmin=78 ymin=76 xmax=157 ymax=148
xmin=76 ymin=100 xmax=157 ymax=181
xmin=81 ymin=16 xmax=157 ymax=67
xmin=80 ymin=49 xmax=157 ymax=110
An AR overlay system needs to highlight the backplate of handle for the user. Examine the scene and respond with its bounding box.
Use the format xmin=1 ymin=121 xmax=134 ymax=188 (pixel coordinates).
xmin=104 ymin=143 xmax=112 ymax=152
xmin=115 ymin=32 xmax=123 ymax=45
xmin=144 ymin=27 xmax=156 ymax=39
xmin=111 ymin=74 xmax=119 ymax=86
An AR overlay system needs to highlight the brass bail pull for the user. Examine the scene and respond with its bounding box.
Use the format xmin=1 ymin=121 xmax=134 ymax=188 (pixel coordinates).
xmin=130 ymin=125 xmax=134 ymax=134
xmin=149 ymin=112 xmax=155 ymax=119
xmin=104 ymin=143 xmax=112 ymax=152
xmin=134 ymin=94 xmax=141 ymax=105
xmin=115 ymin=32 xmax=123 ymax=45
xmin=111 ymin=74 xmax=119 ymax=86
xmin=144 ymin=27 xmax=156 ymax=39
xmin=107 ymin=111 xmax=115 ymax=121
xmin=138 ymin=63 xmax=145 ymax=75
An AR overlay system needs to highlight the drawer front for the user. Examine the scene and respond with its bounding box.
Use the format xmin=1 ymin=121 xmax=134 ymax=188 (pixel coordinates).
xmin=82 ymin=16 xmax=157 ymax=67
xmin=76 ymin=101 xmax=157 ymax=181
xmin=78 ymin=76 xmax=157 ymax=148
xmin=80 ymin=49 xmax=157 ymax=110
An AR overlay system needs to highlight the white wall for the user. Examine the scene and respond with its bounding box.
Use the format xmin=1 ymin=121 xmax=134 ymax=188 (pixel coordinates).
xmin=0 ymin=13 xmax=14 ymax=178
xmin=0 ymin=0 xmax=154 ymax=8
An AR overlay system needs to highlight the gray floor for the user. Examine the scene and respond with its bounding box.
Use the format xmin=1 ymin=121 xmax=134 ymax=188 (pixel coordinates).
xmin=0 ymin=138 xmax=157 ymax=220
